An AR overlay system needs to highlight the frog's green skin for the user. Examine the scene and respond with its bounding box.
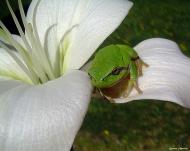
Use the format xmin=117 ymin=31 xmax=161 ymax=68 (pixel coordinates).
xmin=88 ymin=44 xmax=142 ymax=95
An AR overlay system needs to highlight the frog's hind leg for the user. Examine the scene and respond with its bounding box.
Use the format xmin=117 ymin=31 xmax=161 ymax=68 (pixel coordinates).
xmin=133 ymin=81 xmax=142 ymax=94
xmin=123 ymin=79 xmax=142 ymax=97
xmin=123 ymin=80 xmax=133 ymax=97
xmin=135 ymin=59 xmax=143 ymax=76
xmin=135 ymin=59 xmax=149 ymax=77
xmin=123 ymin=61 xmax=142 ymax=97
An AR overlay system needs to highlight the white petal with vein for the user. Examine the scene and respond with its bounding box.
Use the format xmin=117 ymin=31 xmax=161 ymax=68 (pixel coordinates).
xmin=115 ymin=38 xmax=190 ymax=108
xmin=0 ymin=70 xmax=92 ymax=151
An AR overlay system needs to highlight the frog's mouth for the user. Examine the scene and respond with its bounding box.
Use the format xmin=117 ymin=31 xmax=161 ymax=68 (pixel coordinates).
xmin=88 ymin=74 xmax=99 ymax=86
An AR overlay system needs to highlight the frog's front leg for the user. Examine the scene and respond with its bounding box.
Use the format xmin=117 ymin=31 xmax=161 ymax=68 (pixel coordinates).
xmin=123 ymin=61 xmax=142 ymax=97
xmin=123 ymin=46 xmax=148 ymax=77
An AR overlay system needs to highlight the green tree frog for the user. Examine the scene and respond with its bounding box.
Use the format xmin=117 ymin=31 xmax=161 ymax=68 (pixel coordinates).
xmin=88 ymin=44 xmax=147 ymax=100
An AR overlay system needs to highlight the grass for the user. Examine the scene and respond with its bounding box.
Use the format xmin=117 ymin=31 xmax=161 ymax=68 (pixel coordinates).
xmin=75 ymin=100 xmax=190 ymax=151
xmin=1 ymin=0 xmax=190 ymax=150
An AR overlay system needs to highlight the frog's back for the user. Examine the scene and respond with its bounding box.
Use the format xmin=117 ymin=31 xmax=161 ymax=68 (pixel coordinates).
xmin=117 ymin=44 xmax=138 ymax=60
xmin=93 ymin=45 xmax=128 ymax=65
xmin=89 ymin=45 xmax=122 ymax=80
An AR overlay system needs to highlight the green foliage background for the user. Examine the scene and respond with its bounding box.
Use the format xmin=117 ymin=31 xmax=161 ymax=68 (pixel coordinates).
xmin=0 ymin=0 xmax=190 ymax=150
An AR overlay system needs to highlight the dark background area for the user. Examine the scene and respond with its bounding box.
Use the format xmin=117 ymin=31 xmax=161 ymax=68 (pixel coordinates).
xmin=1 ymin=0 xmax=190 ymax=150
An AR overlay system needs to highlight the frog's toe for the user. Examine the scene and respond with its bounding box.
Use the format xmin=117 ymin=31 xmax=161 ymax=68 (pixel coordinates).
xmin=134 ymin=82 xmax=143 ymax=94
xmin=142 ymin=61 xmax=149 ymax=67
xmin=123 ymin=80 xmax=133 ymax=97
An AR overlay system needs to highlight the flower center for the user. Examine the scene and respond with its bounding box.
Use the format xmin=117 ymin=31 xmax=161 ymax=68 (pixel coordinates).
xmin=0 ymin=0 xmax=72 ymax=85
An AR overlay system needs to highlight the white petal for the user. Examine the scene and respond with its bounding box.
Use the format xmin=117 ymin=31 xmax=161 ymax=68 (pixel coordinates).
xmin=0 ymin=70 xmax=92 ymax=151
xmin=115 ymin=38 xmax=190 ymax=108
xmin=0 ymin=78 xmax=24 ymax=96
xmin=0 ymin=48 xmax=30 ymax=83
xmin=26 ymin=0 xmax=133 ymax=71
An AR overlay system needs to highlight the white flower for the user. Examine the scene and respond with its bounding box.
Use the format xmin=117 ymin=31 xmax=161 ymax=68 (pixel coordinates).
xmin=114 ymin=38 xmax=190 ymax=109
xmin=0 ymin=0 xmax=133 ymax=150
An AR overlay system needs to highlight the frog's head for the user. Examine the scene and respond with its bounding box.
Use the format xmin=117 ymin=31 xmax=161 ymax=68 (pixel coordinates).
xmin=88 ymin=65 xmax=128 ymax=88
xmin=88 ymin=45 xmax=129 ymax=88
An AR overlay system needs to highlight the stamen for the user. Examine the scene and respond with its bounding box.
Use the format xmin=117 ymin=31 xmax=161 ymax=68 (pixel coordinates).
xmin=0 ymin=21 xmax=27 ymax=56
xmin=19 ymin=0 xmax=55 ymax=80
xmin=14 ymin=0 xmax=55 ymax=83
xmin=0 ymin=42 xmax=37 ymax=84
xmin=0 ymin=20 xmax=39 ymax=83
xmin=6 ymin=0 xmax=50 ymax=82
xmin=0 ymin=28 xmax=10 ymax=44
xmin=31 ymin=0 xmax=55 ymax=78
xmin=7 ymin=0 xmax=49 ymax=81
xmin=6 ymin=0 xmax=33 ymax=53
xmin=43 ymin=24 xmax=59 ymax=77
xmin=0 ymin=0 xmax=75 ymax=84
xmin=28 ymin=24 xmax=55 ymax=80
xmin=25 ymin=24 xmax=51 ymax=81
xmin=59 ymin=24 xmax=79 ymax=74
xmin=32 ymin=0 xmax=42 ymax=46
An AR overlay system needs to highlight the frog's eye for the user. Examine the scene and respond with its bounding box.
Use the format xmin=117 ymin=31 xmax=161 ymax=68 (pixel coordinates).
xmin=112 ymin=68 xmax=122 ymax=75
xmin=111 ymin=67 xmax=129 ymax=75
